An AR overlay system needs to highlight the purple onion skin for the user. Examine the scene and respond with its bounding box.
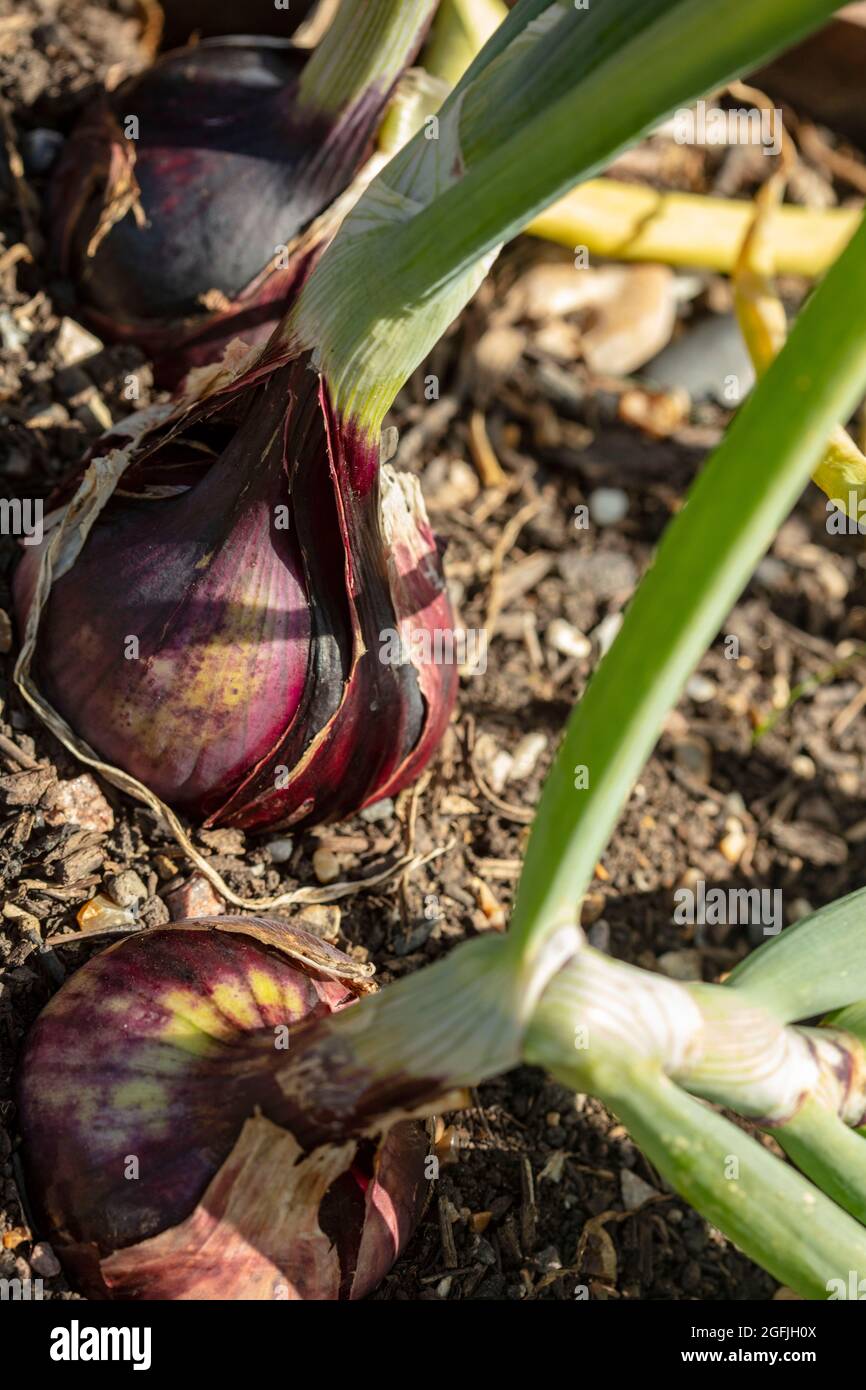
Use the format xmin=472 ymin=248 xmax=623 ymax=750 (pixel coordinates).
xmin=17 ymin=920 xmax=428 ymax=1300
xmin=51 ymin=38 xmax=400 ymax=386
xmin=30 ymin=368 xmax=313 ymax=813
xmin=15 ymin=348 xmax=458 ymax=830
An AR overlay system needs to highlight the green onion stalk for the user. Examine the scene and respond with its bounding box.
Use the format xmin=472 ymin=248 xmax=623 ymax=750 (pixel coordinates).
xmin=18 ymin=0 xmax=866 ymax=1300
xmin=425 ymin=0 xmax=861 ymax=280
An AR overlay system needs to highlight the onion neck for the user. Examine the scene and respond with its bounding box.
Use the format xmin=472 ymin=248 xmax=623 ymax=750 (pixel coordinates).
xmin=287 ymin=0 xmax=839 ymax=438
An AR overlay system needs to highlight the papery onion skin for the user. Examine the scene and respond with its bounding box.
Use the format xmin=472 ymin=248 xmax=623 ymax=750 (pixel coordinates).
xmin=14 ymin=348 xmax=458 ymax=830
xmin=50 ymin=38 xmax=400 ymax=386
xmin=17 ymin=919 xmax=429 ymax=1301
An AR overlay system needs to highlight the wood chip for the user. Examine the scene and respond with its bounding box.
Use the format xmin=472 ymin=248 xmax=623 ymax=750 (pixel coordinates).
xmin=769 ymin=819 xmax=848 ymax=865
xmin=0 ymin=765 xmax=54 ymax=805
xmin=438 ymin=1196 xmax=459 ymax=1269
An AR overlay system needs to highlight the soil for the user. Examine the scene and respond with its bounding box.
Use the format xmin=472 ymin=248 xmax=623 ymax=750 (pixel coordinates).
xmin=2 ymin=0 xmax=865 ymax=1303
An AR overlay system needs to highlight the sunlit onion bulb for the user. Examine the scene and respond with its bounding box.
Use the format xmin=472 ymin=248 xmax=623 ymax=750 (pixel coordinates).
xmin=17 ymin=918 xmax=427 ymax=1300
xmin=14 ymin=349 xmax=457 ymax=830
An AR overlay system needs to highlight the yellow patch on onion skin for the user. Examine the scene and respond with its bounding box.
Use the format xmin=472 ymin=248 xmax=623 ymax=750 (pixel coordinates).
xmin=246 ymin=968 xmax=284 ymax=1012
xmin=159 ymin=987 xmax=245 ymax=1043
xmin=112 ymin=1078 xmax=170 ymax=1118
xmin=211 ymin=980 xmax=266 ymax=1031
xmin=280 ymin=980 xmax=311 ymax=1019
xmin=156 ymin=1010 xmax=229 ymax=1058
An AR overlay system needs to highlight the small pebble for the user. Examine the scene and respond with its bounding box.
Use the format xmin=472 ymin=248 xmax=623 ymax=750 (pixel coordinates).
xmin=55 ymin=316 xmax=103 ymax=368
xmin=678 ymin=866 xmax=702 ymax=893
xmin=434 ymin=1125 xmax=461 ymax=1166
xmin=685 ymin=674 xmax=717 ymax=703
xmin=837 ymin=771 xmax=860 ymax=797
xmin=847 ymin=817 xmax=866 ymax=844
xmin=508 ymin=731 xmax=547 ymax=782
xmin=139 ymin=895 xmax=170 ymax=929
xmin=592 ymin=612 xmax=623 ymax=657
xmin=265 ymin=837 xmax=294 ymax=864
xmin=488 ymin=750 xmax=514 ymax=794
xmin=474 ymin=878 xmax=506 ymax=930
xmin=29 ymin=1242 xmax=61 ymax=1278
xmin=558 ymin=549 xmax=637 ymax=601
xmin=589 ymin=487 xmax=629 ymax=527
xmin=672 ymin=735 xmax=712 ymax=783
xmin=199 ymin=827 xmax=245 ymax=855
xmin=77 ymin=391 xmax=113 ymax=432
xmin=77 ymin=893 xmax=135 ymax=933
xmin=312 ymin=848 xmax=341 ymax=885
xmin=22 ymin=128 xmax=64 ymax=174
xmin=618 ymin=384 xmax=689 ymax=438
xmin=755 ymin=556 xmax=788 ymax=590
xmin=43 ymin=774 xmax=114 ymax=833
xmin=580 ymin=892 xmax=605 ymax=926
xmin=771 ymin=673 xmax=790 ymax=710
xmin=787 ymin=897 xmax=813 ymax=924
xmin=474 ymin=733 xmax=512 ymax=793
xmin=359 ymin=797 xmax=394 ymax=824
xmin=423 ymin=457 xmax=479 ymax=510
xmin=25 ymin=402 xmax=69 ymax=431
xmin=297 ymin=904 xmax=341 ymax=942
xmin=791 ymin=754 xmax=816 ymax=780
xmin=0 ymin=310 xmax=26 ymax=353
xmin=473 ymin=1237 xmax=497 ymax=1268
xmin=816 ymin=561 xmax=848 ymax=601
xmin=547 ymin=618 xmax=591 ymax=660
xmin=165 ymin=872 xmax=225 ymax=921
xmin=105 ymin=869 xmax=148 ymax=909
xmin=657 ymin=948 xmax=702 ymax=981
xmin=440 ymin=793 xmax=479 ymax=815
xmin=719 ymin=820 xmax=747 ymax=865
xmin=153 ymin=853 xmax=179 ymax=881
xmin=646 ymin=312 xmax=754 ymax=404
xmin=620 ymin=1170 xmax=659 ymax=1211
xmin=534 ymin=1245 xmax=562 ymax=1273
xmin=587 ymin=918 xmax=610 ymax=953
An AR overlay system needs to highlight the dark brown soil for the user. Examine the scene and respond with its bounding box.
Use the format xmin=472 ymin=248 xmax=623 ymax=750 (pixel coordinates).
xmin=2 ymin=0 xmax=865 ymax=1303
